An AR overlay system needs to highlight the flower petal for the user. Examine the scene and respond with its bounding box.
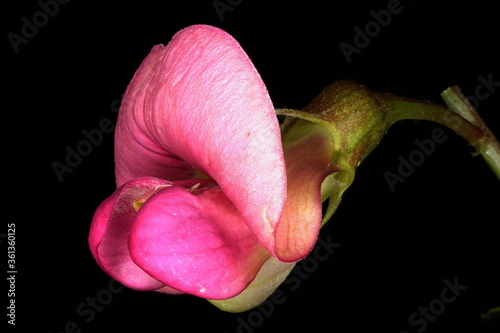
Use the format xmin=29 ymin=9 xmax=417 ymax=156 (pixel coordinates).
xmin=89 ymin=177 xmax=177 ymax=292
xmin=115 ymin=25 xmax=287 ymax=258
xmin=129 ymin=185 xmax=271 ymax=299
xmin=114 ymin=45 xmax=196 ymax=185
xmin=276 ymin=119 xmax=338 ymax=261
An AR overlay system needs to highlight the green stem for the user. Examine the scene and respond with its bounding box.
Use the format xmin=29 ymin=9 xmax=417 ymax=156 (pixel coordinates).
xmin=389 ymin=97 xmax=484 ymax=146
xmin=441 ymin=86 xmax=500 ymax=178
xmin=386 ymin=88 xmax=500 ymax=181
xmin=481 ymin=306 xmax=500 ymax=324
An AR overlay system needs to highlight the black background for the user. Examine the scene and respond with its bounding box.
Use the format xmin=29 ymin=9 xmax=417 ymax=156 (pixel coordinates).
xmin=4 ymin=1 xmax=500 ymax=332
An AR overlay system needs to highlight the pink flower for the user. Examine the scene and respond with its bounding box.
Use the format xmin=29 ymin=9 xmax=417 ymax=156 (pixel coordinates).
xmin=89 ymin=25 xmax=333 ymax=303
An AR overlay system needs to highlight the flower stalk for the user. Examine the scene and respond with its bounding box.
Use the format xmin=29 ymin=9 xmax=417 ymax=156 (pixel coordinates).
xmin=441 ymin=86 xmax=500 ymax=179
xmin=387 ymin=85 xmax=500 ymax=180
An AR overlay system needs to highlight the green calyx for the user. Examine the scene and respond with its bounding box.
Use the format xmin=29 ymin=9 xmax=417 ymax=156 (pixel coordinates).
xmin=278 ymin=80 xmax=395 ymax=171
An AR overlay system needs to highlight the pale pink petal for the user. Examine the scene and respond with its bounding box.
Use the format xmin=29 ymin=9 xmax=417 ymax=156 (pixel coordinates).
xmin=115 ymin=25 xmax=287 ymax=258
xmin=129 ymin=185 xmax=271 ymax=299
xmin=114 ymin=45 xmax=196 ymax=185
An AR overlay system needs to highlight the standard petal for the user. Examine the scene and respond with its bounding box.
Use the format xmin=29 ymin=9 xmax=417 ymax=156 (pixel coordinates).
xmin=129 ymin=185 xmax=271 ymax=299
xmin=89 ymin=177 xmax=179 ymax=292
xmin=115 ymin=25 xmax=287 ymax=258
xmin=115 ymin=45 xmax=196 ymax=186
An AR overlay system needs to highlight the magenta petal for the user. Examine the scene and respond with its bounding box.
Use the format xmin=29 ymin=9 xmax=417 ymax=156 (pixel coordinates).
xmin=129 ymin=186 xmax=271 ymax=299
xmin=89 ymin=177 xmax=178 ymax=292
xmin=115 ymin=25 xmax=287 ymax=256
